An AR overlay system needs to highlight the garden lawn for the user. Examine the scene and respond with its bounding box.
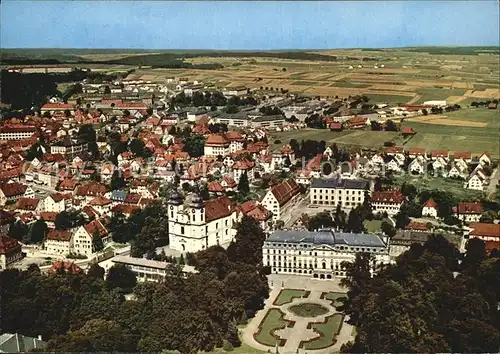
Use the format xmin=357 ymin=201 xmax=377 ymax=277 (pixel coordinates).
xmin=322 ymin=292 xmax=348 ymax=308
xmin=273 ymin=289 xmax=309 ymax=306
xmin=253 ymin=309 xmax=291 ymax=347
xmin=302 ymin=313 xmax=345 ymax=350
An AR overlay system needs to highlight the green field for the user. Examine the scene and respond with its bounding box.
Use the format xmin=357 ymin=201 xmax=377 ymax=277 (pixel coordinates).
xmin=363 ymin=219 xmax=383 ymax=233
xmin=253 ymin=309 xmax=291 ymax=347
xmin=302 ymin=313 xmax=344 ymax=350
xmin=365 ymin=94 xmax=412 ymax=105
xmin=332 ymin=130 xmax=400 ymax=149
xmin=415 ymin=87 xmax=467 ymax=103
xmin=322 ymin=292 xmax=347 ymax=308
xmin=273 ymin=289 xmax=309 ymax=306
xmin=394 ymin=175 xmax=484 ymax=200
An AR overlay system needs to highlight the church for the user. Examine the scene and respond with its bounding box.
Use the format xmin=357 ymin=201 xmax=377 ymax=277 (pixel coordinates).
xmin=167 ymin=188 xmax=238 ymax=253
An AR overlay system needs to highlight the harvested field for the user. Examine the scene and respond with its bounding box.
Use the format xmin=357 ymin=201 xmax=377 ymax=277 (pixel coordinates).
xmin=414 ymin=118 xmax=488 ymax=127
xmin=369 ymin=84 xmax=420 ymax=91
xmin=446 ymin=96 xmax=468 ymax=104
xmin=464 ymin=88 xmax=500 ymax=99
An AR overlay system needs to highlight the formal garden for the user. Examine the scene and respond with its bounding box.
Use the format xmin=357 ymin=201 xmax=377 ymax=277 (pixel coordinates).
xmin=253 ymin=288 xmax=348 ymax=351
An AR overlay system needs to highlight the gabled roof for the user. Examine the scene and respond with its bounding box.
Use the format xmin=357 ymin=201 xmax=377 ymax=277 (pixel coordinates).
xmin=0 ymin=182 xmax=28 ymax=197
xmin=270 ymin=179 xmax=300 ymax=206
xmin=16 ymin=197 xmax=40 ymax=211
xmin=423 ymin=199 xmax=438 ymax=208
xmin=46 ymin=229 xmax=72 ymax=242
xmin=205 ymin=134 xmax=230 ymax=146
xmin=232 ymin=158 xmax=255 ymax=170
xmin=452 ymin=202 xmax=483 ymax=215
xmin=0 ymin=209 xmax=15 ymax=226
xmin=469 ymin=223 xmax=500 ymax=238
xmin=0 ymin=235 xmax=21 ymax=255
xmin=453 ymin=151 xmax=472 ymax=159
xmin=48 ymin=260 xmax=82 ymax=274
xmin=84 ymin=219 xmax=108 ymax=237
xmin=205 ymin=196 xmax=235 ymax=222
xmin=372 ymin=190 xmax=405 ymax=203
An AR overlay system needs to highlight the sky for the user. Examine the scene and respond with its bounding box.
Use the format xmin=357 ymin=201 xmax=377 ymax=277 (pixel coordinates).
xmin=1 ymin=1 xmax=499 ymax=50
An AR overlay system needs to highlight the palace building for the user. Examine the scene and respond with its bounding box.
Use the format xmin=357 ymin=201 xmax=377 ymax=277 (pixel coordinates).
xmin=262 ymin=229 xmax=391 ymax=279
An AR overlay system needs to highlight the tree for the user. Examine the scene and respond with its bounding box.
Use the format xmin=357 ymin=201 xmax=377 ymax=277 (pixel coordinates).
xmin=381 ymin=221 xmax=396 ymax=238
xmin=307 ymin=211 xmax=334 ymax=231
xmin=227 ymin=216 xmax=267 ymax=266
xmin=385 ymin=119 xmax=398 ymax=131
xmin=346 ymin=207 xmax=366 ymax=233
xmin=129 ymin=138 xmax=145 ymax=156
xmin=7 ymin=220 xmax=28 ymax=242
xmin=92 ymin=228 xmax=104 ymax=253
xmin=462 ymin=238 xmax=486 ymax=272
xmin=110 ymin=169 xmax=126 ymax=190
xmin=361 ymin=191 xmax=373 ymax=220
xmin=182 ymin=135 xmax=206 ymax=158
xmin=87 ymin=263 xmax=105 ymax=279
xmin=237 ymin=171 xmax=250 ymax=195
xmin=28 ymin=219 xmax=48 ymax=244
xmin=106 ymin=264 xmax=137 ymax=291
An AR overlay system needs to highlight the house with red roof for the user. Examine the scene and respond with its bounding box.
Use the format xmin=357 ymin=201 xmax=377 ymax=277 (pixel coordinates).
xmin=48 ymin=260 xmax=82 ymax=275
xmin=44 ymin=229 xmax=73 ymax=255
xmin=40 ymin=103 xmax=75 ymax=115
xmin=468 ymin=222 xmax=500 ymax=242
xmin=453 ymin=151 xmax=472 ymax=163
xmin=372 ymin=190 xmax=405 ymax=216
xmin=0 ymin=182 xmax=34 ymax=206
xmin=204 ymin=134 xmax=231 ymax=157
xmin=329 ymin=122 xmax=343 ymax=131
xmin=346 ymin=116 xmax=369 ymax=129
xmin=15 ymin=197 xmax=42 ymax=213
xmin=232 ymin=158 xmax=255 ymax=183
xmin=0 ymin=209 xmax=15 ymax=234
xmin=73 ymin=219 xmax=110 ymax=256
xmin=261 ymin=179 xmax=301 ymax=222
xmin=422 ymin=199 xmax=439 ymax=218
xmin=401 ymin=127 xmax=416 ymax=136
xmin=452 ymin=202 xmax=483 ymax=223
xmin=238 ymin=200 xmax=272 ymax=230
xmin=225 ymin=131 xmax=245 ymax=153
xmin=0 ymin=235 xmax=23 ymax=270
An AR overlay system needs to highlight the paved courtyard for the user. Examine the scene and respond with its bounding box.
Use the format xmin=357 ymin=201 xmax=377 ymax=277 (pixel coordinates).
xmin=242 ymin=274 xmax=355 ymax=354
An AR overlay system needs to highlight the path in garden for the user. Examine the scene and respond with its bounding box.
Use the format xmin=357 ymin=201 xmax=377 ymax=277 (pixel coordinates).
xmin=242 ymin=281 xmax=356 ymax=354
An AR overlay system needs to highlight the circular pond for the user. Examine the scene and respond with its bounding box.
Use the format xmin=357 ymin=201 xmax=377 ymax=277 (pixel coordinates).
xmin=288 ymin=303 xmax=329 ymax=318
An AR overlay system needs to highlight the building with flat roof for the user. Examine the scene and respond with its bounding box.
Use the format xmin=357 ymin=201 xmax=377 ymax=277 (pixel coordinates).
xmin=111 ymin=255 xmax=197 ymax=282
xmin=263 ymin=229 xmax=390 ymax=279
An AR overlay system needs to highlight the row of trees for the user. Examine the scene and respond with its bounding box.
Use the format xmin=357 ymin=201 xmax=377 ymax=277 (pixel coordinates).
xmin=1 ymin=217 xmax=269 ymax=353
xmin=340 ymin=236 xmax=500 ymax=353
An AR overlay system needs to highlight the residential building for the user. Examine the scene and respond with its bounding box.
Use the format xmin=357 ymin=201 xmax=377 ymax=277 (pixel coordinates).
xmin=43 ymin=194 xmax=67 ymax=213
xmin=261 ymin=179 xmax=301 ymax=222
xmin=0 ymin=209 xmax=15 ymax=234
xmin=422 ymin=199 xmax=439 ymax=218
xmin=468 ymin=223 xmax=500 ymax=242
xmin=232 ymin=158 xmax=255 ymax=184
xmin=40 ymin=103 xmax=75 ymax=115
xmin=262 ymin=229 xmax=391 ymax=279
xmin=372 ymin=190 xmax=405 ymax=216
xmin=204 ymin=134 xmax=230 ymax=157
xmin=466 ymin=170 xmax=487 ymax=191
xmin=222 ymin=86 xmax=247 ymax=97
xmin=168 ymin=190 xmax=237 ymax=253
xmin=73 ymin=219 xmax=110 ymax=256
xmin=44 ymin=230 xmax=73 ymax=255
xmin=50 ymin=137 xmax=88 ymax=159
xmin=111 ymin=255 xmax=197 ymax=282
xmin=309 ymin=178 xmax=369 ymax=211
xmin=453 ymin=202 xmax=483 ymax=223
xmin=0 ymin=235 xmax=23 ymax=270
xmin=0 ymin=125 xmax=37 ymax=140
xmin=0 ymin=183 xmax=32 ymax=206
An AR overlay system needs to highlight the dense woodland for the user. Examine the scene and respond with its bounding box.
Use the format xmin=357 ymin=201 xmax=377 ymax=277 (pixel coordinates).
xmin=0 ymin=216 xmax=269 ymax=353
xmin=340 ymin=236 xmax=500 ymax=353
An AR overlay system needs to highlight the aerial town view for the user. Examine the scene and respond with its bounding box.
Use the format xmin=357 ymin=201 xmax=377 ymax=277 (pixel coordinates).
xmin=0 ymin=0 xmax=499 ymax=353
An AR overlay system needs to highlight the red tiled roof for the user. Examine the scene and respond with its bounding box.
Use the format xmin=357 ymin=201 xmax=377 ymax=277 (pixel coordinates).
xmin=0 ymin=209 xmax=15 ymax=226
xmin=115 ymin=102 xmax=147 ymax=109
xmin=110 ymin=204 xmax=141 ymax=215
xmin=39 ymin=212 xmax=57 ymax=222
xmin=57 ymin=178 xmax=79 ymax=191
xmin=247 ymin=204 xmax=271 ymax=221
xmin=485 ymin=240 xmax=500 ymax=255
xmin=76 ymin=182 xmax=107 ymax=197
xmin=329 ymin=122 xmax=343 ymax=130
xmin=16 ymin=197 xmax=40 ymax=211
xmin=408 ymin=147 xmax=426 ymax=155
xmin=225 ymin=131 xmax=244 ymax=142
xmin=48 ymin=260 xmax=82 ymax=275
xmin=401 ymin=127 xmax=415 ymax=134
xmin=41 ymin=103 xmax=74 ymax=110
xmin=347 ymin=117 xmax=367 ymax=127
xmin=431 ymin=150 xmax=449 ymax=158
xmin=46 ymin=229 xmax=71 ymax=241
xmin=405 ymin=221 xmax=429 ymax=231
xmin=84 ymin=219 xmax=108 ymax=237
xmin=452 ymin=202 xmax=483 ymax=215
xmin=0 ymin=125 xmax=37 ymax=134
xmin=0 ymin=182 xmax=28 ymax=197
xmin=89 ymin=196 xmax=111 ymax=206
xmin=281 ymin=144 xmax=294 ymax=154
xmin=453 ymin=151 xmax=472 ymax=160
xmin=124 ymin=193 xmax=141 ymax=204
xmin=270 ymin=179 xmax=300 ymax=206
xmin=385 ymin=146 xmax=404 ymax=154
xmin=233 ymin=158 xmax=255 ymax=170
xmin=207 ymin=181 xmax=224 ymax=192
xmin=0 ymin=235 xmax=21 ymax=255
xmin=205 ymin=196 xmax=234 ymax=223
xmin=205 ymin=134 xmax=230 ymax=146
xmin=372 ymin=190 xmax=405 ymax=204
xmin=424 ymin=199 xmax=438 ymax=208
xmin=469 ymin=223 xmax=500 ymax=238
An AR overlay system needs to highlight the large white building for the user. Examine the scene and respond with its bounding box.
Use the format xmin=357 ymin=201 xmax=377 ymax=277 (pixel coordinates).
xmin=371 ymin=190 xmax=405 ymax=216
xmin=204 ymin=134 xmax=231 ymax=157
xmin=168 ymin=190 xmax=238 ymax=253
xmin=310 ymin=178 xmax=369 ymax=211
xmin=0 ymin=125 xmax=37 ymax=140
xmin=261 ymin=179 xmax=301 ymax=222
xmin=262 ymin=229 xmax=391 ymax=279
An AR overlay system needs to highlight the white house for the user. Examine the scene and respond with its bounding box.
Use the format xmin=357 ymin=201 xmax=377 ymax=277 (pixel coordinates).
xmin=44 ymin=230 xmax=73 ymax=255
xmin=453 ymin=202 xmax=483 ymax=223
xmin=409 ymin=159 xmax=425 ymax=175
xmin=372 ymin=190 xmax=405 ymax=216
xmin=466 ymin=172 xmax=487 ymax=191
xmin=261 ymin=179 xmax=301 ymax=222
xmin=43 ymin=193 xmax=66 ymax=213
xmin=422 ymin=199 xmax=439 ymax=218
xmin=72 ymin=219 xmax=110 ymax=256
